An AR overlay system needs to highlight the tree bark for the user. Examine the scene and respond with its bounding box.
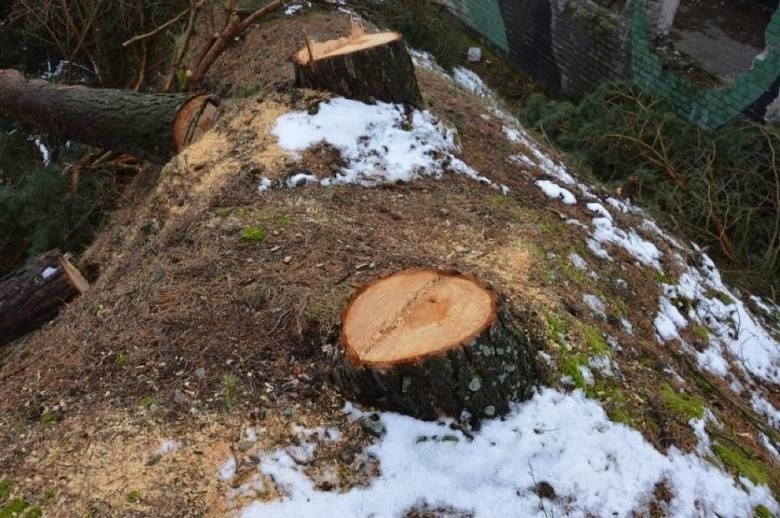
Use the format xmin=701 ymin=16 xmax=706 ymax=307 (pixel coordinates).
xmin=294 ymin=30 xmax=423 ymax=108
xmin=0 ymin=250 xmax=89 ymax=346
xmin=0 ymin=69 xmax=218 ymax=163
xmin=332 ymin=269 xmax=541 ymax=420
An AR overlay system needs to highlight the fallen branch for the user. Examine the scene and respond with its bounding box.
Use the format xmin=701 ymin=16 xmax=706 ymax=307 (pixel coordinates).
xmin=0 ymin=69 xmax=219 ymax=163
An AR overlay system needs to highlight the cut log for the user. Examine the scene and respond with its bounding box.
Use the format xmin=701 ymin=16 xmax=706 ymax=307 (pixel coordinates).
xmin=294 ymin=28 xmax=423 ymax=107
xmin=0 ymin=69 xmax=218 ymax=163
xmin=0 ymin=250 xmax=89 ymax=346
xmin=332 ymin=269 xmax=541 ymax=420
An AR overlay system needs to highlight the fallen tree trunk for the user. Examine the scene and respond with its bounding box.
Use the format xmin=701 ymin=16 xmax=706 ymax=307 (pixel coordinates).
xmin=294 ymin=27 xmax=423 ymax=107
xmin=0 ymin=69 xmax=218 ymax=163
xmin=332 ymin=269 xmax=541 ymax=420
xmin=0 ymin=250 xmax=89 ymax=346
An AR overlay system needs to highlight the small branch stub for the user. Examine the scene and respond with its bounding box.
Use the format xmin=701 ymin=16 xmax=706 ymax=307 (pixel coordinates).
xmin=294 ymin=29 xmax=423 ymax=107
xmin=333 ymin=269 xmax=541 ymax=420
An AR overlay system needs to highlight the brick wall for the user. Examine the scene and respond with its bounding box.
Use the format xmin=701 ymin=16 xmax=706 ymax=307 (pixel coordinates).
xmin=445 ymin=0 xmax=780 ymax=128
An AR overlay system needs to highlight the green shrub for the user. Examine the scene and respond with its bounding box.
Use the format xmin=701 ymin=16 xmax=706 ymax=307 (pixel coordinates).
xmin=521 ymin=83 xmax=780 ymax=297
xmin=0 ymin=122 xmax=119 ymax=273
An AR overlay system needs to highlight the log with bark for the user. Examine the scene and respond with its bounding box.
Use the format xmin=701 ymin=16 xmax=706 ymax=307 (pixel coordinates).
xmin=332 ymin=269 xmax=541 ymax=420
xmin=294 ymin=26 xmax=423 ymax=107
xmin=0 ymin=250 xmax=89 ymax=346
xmin=0 ymin=69 xmax=218 ymax=163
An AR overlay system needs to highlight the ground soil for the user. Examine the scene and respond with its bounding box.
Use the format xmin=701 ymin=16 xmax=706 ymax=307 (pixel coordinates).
xmin=0 ymin=6 xmax=777 ymax=516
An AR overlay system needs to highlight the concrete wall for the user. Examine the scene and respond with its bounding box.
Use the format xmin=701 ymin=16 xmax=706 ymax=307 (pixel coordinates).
xmin=446 ymin=0 xmax=780 ymax=128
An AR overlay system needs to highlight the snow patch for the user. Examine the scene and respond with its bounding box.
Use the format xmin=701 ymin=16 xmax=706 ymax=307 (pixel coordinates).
xmin=535 ymin=180 xmax=576 ymax=205
xmin=242 ymin=390 xmax=777 ymax=517
xmin=272 ymin=98 xmax=499 ymax=190
xmin=589 ymin=217 xmax=663 ymax=270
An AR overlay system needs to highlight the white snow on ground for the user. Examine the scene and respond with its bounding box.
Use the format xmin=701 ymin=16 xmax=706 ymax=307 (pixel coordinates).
xmin=760 ymin=433 xmax=780 ymax=460
xmin=654 ymin=252 xmax=780 ymax=384
xmin=257 ymin=176 xmax=272 ymax=193
xmin=41 ymin=266 xmax=58 ymax=279
xmin=242 ymin=390 xmax=777 ymax=518
xmin=569 ymin=251 xmax=588 ymax=271
xmin=452 ymin=67 xmax=494 ymax=98
xmin=588 ymin=216 xmax=663 ymax=270
xmin=157 ymin=439 xmax=182 ymax=454
xmin=219 ymin=456 xmax=237 ymax=481
xmin=272 ymin=97 xmax=503 ymax=190
xmin=534 ymin=180 xmax=576 ymax=204
xmin=284 ymin=2 xmax=307 ymax=15
xmin=583 ymin=293 xmax=606 ymax=319
xmin=32 ymin=137 xmax=50 ymax=165
xmin=751 ymin=393 xmax=780 ymax=429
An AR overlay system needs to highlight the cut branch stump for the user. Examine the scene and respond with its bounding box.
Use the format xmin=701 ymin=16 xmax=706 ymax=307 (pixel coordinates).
xmin=294 ymin=29 xmax=423 ymax=107
xmin=333 ymin=269 xmax=541 ymax=420
xmin=0 ymin=69 xmax=218 ymax=163
xmin=0 ymin=250 xmax=89 ymax=346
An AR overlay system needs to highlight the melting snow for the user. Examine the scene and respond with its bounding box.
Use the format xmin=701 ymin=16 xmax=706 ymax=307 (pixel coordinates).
xmin=655 ymin=253 xmax=780 ymax=384
xmin=535 ymin=180 xmax=576 ymax=204
xmin=588 ymin=217 xmax=663 ymax=270
xmin=242 ymin=390 xmax=777 ymax=517
xmin=157 ymin=439 xmax=182 ymax=454
xmin=583 ymin=293 xmax=607 ymax=319
xmin=569 ymin=251 xmax=588 ymax=271
xmin=41 ymin=266 xmax=58 ymax=279
xmin=272 ymin=97 xmax=501 ymax=190
xmin=219 ymin=456 xmax=237 ymax=481
xmin=751 ymin=393 xmax=780 ymax=429
xmin=452 ymin=67 xmax=493 ymax=98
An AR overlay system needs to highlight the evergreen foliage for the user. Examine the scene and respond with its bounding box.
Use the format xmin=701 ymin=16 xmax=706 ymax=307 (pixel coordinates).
xmin=0 ymin=121 xmax=119 ymax=273
xmin=521 ymin=82 xmax=780 ymax=297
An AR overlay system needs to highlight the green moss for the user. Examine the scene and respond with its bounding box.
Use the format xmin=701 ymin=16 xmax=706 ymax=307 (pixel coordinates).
xmin=692 ymin=324 xmax=710 ymax=342
xmin=240 ymin=226 xmax=266 ymax=243
xmin=138 ymin=395 xmax=155 ymax=408
xmin=582 ymin=325 xmax=610 ymax=356
xmin=487 ymin=195 xmax=507 ymax=207
xmin=126 ymin=490 xmax=142 ymax=504
xmin=221 ymin=373 xmax=241 ymax=410
xmin=115 ymin=353 xmax=129 ymax=367
xmin=232 ymin=83 xmax=261 ymax=98
xmin=660 ymin=383 xmax=704 ymax=420
xmin=546 ymin=313 xmax=568 ymax=346
xmin=0 ymin=498 xmax=29 ymax=518
xmin=540 ymin=268 xmax=557 ymax=285
xmin=704 ymin=288 xmax=735 ymax=306
xmin=561 ymin=355 xmax=588 ymax=390
xmin=754 ymin=504 xmax=773 ymax=518
xmin=712 ymin=444 xmax=770 ymax=486
xmin=39 ymin=411 xmax=56 ymax=425
xmin=0 ymin=480 xmax=8 ymax=503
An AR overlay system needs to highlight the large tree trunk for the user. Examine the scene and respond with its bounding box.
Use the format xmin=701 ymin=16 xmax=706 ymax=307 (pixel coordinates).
xmin=294 ymin=28 xmax=423 ymax=108
xmin=0 ymin=69 xmax=218 ymax=163
xmin=0 ymin=250 xmax=89 ymax=346
xmin=332 ymin=269 xmax=542 ymax=420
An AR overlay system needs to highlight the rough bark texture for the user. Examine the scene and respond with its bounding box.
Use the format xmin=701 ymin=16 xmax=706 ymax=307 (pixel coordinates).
xmin=0 ymin=250 xmax=88 ymax=346
xmin=294 ymin=34 xmax=423 ymax=108
xmin=0 ymin=69 xmax=218 ymax=163
xmin=332 ymin=271 xmax=542 ymax=420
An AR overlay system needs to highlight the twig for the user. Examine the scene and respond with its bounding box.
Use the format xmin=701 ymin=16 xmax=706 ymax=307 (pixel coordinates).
xmin=188 ymin=0 xmax=284 ymax=89
xmin=122 ymin=0 xmax=206 ymax=47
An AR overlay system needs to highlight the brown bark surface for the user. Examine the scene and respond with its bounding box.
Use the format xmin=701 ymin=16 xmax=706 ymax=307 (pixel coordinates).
xmin=332 ymin=269 xmax=542 ymax=420
xmin=294 ymin=30 xmax=423 ymax=107
xmin=0 ymin=69 xmax=217 ymax=163
xmin=0 ymin=250 xmax=88 ymax=346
